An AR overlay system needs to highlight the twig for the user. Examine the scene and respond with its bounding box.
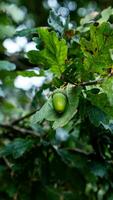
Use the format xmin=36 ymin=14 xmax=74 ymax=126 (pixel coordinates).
xmin=73 ymin=73 xmax=112 ymax=87
xmin=13 ymin=193 xmax=18 ymax=200
xmin=12 ymin=109 xmax=38 ymax=125
xmin=78 ymin=78 xmax=104 ymax=87
xmin=0 ymin=123 xmax=42 ymax=137
xmin=65 ymin=147 xmax=93 ymax=156
xmin=3 ymin=156 xmax=13 ymax=169
xmin=0 ymin=52 xmax=36 ymax=71
xmin=71 ymin=77 xmax=104 ymax=87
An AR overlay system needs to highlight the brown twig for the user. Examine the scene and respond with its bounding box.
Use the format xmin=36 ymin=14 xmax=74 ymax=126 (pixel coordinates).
xmin=12 ymin=109 xmax=38 ymax=125
xmin=0 ymin=123 xmax=41 ymax=137
xmin=78 ymin=78 xmax=104 ymax=87
xmin=73 ymin=73 xmax=112 ymax=87
xmin=65 ymin=147 xmax=94 ymax=156
xmin=3 ymin=156 xmax=13 ymax=169
xmin=0 ymin=52 xmax=36 ymax=71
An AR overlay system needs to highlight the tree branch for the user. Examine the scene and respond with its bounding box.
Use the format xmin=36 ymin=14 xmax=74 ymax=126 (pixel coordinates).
xmin=73 ymin=74 xmax=112 ymax=87
xmin=0 ymin=123 xmax=42 ymax=137
xmin=0 ymin=52 xmax=36 ymax=71
xmin=12 ymin=109 xmax=38 ymax=125
xmin=65 ymin=147 xmax=94 ymax=156
xmin=78 ymin=78 xmax=104 ymax=87
xmin=9 ymin=54 xmax=36 ymax=71
xmin=3 ymin=156 xmax=13 ymax=170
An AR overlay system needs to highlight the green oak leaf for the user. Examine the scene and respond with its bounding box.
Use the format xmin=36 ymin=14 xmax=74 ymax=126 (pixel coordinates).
xmin=80 ymin=22 xmax=113 ymax=73
xmin=31 ymin=96 xmax=57 ymax=124
xmin=102 ymin=77 xmax=113 ymax=106
xmin=31 ymin=85 xmax=81 ymax=129
xmin=27 ymin=28 xmax=67 ymax=77
xmin=52 ymin=85 xmax=81 ymax=129
xmin=88 ymin=105 xmax=109 ymax=127
xmin=87 ymin=91 xmax=113 ymax=119
xmin=0 ymin=138 xmax=33 ymax=159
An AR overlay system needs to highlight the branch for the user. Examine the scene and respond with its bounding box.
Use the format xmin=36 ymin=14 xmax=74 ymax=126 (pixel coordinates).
xmin=0 ymin=52 xmax=36 ymax=71
xmin=12 ymin=109 xmax=38 ymax=125
xmin=78 ymin=78 xmax=104 ymax=87
xmin=65 ymin=147 xmax=94 ymax=156
xmin=0 ymin=123 xmax=42 ymax=137
xmin=3 ymin=156 xmax=13 ymax=170
xmin=66 ymin=74 xmax=111 ymax=87
xmin=75 ymin=73 xmax=112 ymax=87
xmin=9 ymin=54 xmax=36 ymax=71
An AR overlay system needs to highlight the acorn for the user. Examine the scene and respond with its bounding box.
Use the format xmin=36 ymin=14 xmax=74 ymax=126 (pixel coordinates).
xmin=52 ymin=92 xmax=67 ymax=114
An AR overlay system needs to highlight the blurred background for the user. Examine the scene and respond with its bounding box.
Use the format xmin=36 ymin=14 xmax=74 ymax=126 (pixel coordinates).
xmin=0 ymin=0 xmax=113 ymax=135
xmin=0 ymin=0 xmax=113 ymax=89
xmin=0 ymin=0 xmax=113 ymax=129
xmin=0 ymin=1 xmax=113 ymax=199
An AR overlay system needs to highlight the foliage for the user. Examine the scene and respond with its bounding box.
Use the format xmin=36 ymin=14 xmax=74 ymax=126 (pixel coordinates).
xmin=1 ymin=1 xmax=113 ymax=200
xmin=28 ymin=28 xmax=68 ymax=77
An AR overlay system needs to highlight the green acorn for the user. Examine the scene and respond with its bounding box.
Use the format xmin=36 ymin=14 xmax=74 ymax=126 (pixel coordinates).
xmin=52 ymin=92 xmax=67 ymax=114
